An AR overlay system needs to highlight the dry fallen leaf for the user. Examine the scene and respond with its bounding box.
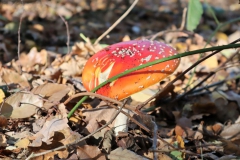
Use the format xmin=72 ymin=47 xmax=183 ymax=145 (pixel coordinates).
xmin=16 ymin=47 xmax=48 ymax=72
xmin=60 ymin=56 xmax=87 ymax=76
xmin=1 ymin=92 xmax=43 ymax=118
xmin=31 ymin=83 xmax=71 ymax=110
xmin=0 ymin=68 xmax=30 ymax=89
xmin=82 ymin=107 xmax=117 ymax=133
xmin=201 ymin=54 xmax=218 ymax=69
xmin=220 ymin=123 xmax=240 ymax=140
xmin=77 ymin=145 xmax=105 ymax=160
xmin=33 ymin=117 xmax=69 ymax=144
xmin=212 ymin=123 xmax=224 ymax=135
xmin=0 ymin=89 xmax=5 ymax=103
xmin=15 ymin=138 xmax=30 ymax=149
xmin=221 ymin=139 xmax=240 ymax=156
xmin=108 ymin=147 xmax=146 ymax=160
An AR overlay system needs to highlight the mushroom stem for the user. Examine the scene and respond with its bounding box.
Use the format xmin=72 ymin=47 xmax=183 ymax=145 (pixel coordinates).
xmin=114 ymin=108 xmax=130 ymax=135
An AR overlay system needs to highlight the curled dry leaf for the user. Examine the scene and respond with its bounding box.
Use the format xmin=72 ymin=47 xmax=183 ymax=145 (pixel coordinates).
xmin=16 ymin=47 xmax=48 ymax=72
xmin=0 ymin=68 xmax=30 ymax=89
xmin=31 ymin=117 xmax=69 ymax=145
xmin=72 ymin=41 xmax=103 ymax=57
xmin=82 ymin=107 xmax=116 ymax=134
xmin=220 ymin=123 xmax=240 ymax=140
xmin=1 ymin=92 xmax=43 ymax=118
xmin=59 ymin=56 xmax=87 ymax=76
xmin=116 ymin=132 xmax=141 ymax=152
xmin=101 ymin=129 xmax=115 ymax=154
xmin=212 ymin=123 xmax=224 ymax=135
xmin=31 ymin=83 xmax=71 ymax=110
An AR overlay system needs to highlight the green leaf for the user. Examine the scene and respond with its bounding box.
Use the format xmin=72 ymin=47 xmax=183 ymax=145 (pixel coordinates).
xmin=187 ymin=0 xmax=203 ymax=31
xmin=170 ymin=151 xmax=183 ymax=160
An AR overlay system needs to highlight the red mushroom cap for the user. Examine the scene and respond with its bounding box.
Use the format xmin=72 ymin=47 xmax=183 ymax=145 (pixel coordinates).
xmin=82 ymin=39 xmax=180 ymax=100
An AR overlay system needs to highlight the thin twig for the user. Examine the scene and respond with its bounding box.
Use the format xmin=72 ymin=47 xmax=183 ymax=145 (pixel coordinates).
xmin=174 ymin=49 xmax=240 ymax=101
xmin=179 ymin=7 xmax=187 ymax=30
xmin=157 ymin=135 xmax=176 ymax=150
xmin=64 ymin=92 xmax=151 ymax=132
xmin=93 ymin=0 xmax=139 ymax=45
xmin=58 ymin=14 xmax=70 ymax=54
xmin=64 ymin=92 xmax=134 ymax=111
xmin=26 ymin=99 xmax=128 ymax=160
xmin=17 ymin=5 xmax=24 ymax=74
xmin=108 ymin=103 xmax=150 ymax=133
xmin=150 ymin=29 xmax=193 ymax=41
xmin=184 ymin=16 xmax=240 ymax=91
xmin=187 ymin=74 xmax=240 ymax=95
xmin=136 ymin=38 xmax=240 ymax=110
xmin=152 ymin=118 xmax=158 ymax=160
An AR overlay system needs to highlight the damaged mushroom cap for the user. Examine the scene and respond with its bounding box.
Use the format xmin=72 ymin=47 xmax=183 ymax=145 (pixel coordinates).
xmin=82 ymin=39 xmax=180 ymax=100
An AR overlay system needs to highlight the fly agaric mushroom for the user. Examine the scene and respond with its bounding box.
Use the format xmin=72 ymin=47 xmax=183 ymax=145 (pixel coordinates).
xmin=82 ymin=39 xmax=180 ymax=100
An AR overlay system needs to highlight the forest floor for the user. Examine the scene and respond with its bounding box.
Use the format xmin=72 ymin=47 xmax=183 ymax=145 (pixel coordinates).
xmin=0 ymin=0 xmax=240 ymax=159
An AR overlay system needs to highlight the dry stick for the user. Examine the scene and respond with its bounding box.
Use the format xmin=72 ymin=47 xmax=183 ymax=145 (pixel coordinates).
xmin=150 ymin=29 xmax=193 ymax=41
xmin=179 ymin=7 xmax=187 ymax=31
xmin=59 ymin=14 xmax=70 ymax=54
xmin=93 ymin=0 xmax=139 ymax=45
xmin=64 ymin=92 xmax=133 ymax=110
xmin=174 ymin=49 xmax=240 ymax=101
xmin=137 ymin=38 xmax=240 ymax=110
xmin=64 ymin=92 xmax=151 ymax=133
xmin=26 ymin=99 xmax=128 ymax=160
xmin=178 ymin=73 xmax=240 ymax=98
xmin=185 ymin=17 xmax=240 ymax=91
xmin=108 ymin=103 xmax=150 ymax=133
xmin=17 ymin=7 xmax=24 ymax=74
xmin=152 ymin=119 xmax=158 ymax=160
xmin=109 ymin=100 xmax=177 ymax=150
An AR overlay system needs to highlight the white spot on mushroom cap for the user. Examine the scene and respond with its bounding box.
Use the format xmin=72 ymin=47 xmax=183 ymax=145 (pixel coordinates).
xmin=140 ymin=55 xmax=152 ymax=62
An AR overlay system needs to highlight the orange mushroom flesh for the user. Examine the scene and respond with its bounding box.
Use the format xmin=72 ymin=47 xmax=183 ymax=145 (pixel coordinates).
xmin=82 ymin=39 xmax=180 ymax=100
